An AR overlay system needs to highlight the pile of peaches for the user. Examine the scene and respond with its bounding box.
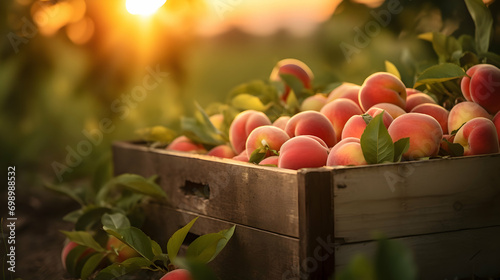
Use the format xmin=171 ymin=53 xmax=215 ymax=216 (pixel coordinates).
xmin=166 ymin=59 xmax=500 ymax=170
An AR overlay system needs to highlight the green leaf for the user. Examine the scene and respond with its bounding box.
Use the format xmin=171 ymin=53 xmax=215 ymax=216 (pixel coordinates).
xmin=248 ymin=148 xmax=268 ymax=164
xmin=102 ymin=213 xmax=131 ymax=230
xmin=393 ymin=138 xmax=410 ymax=162
xmin=81 ymin=253 xmax=107 ymax=280
xmin=63 ymin=209 xmax=84 ymax=223
xmin=114 ymin=174 xmax=166 ymax=198
xmin=441 ymin=138 xmax=465 ymax=157
xmin=135 ymin=125 xmax=178 ymax=144
xmin=75 ymin=207 xmax=113 ymax=231
xmin=151 ymin=240 xmax=163 ymax=256
xmin=61 ymin=231 xmax=105 ymax=252
xmin=173 ymin=258 xmax=220 ymax=280
xmin=385 ymin=61 xmax=401 ymax=80
xmin=280 ymin=73 xmax=305 ymax=98
xmin=65 ymin=245 xmax=91 ymax=277
xmin=429 ymin=32 xmax=462 ymax=63
xmin=375 ymin=238 xmax=417 ymax=280
xmin=360 ymin=113 xmax=394 ymax=164
xmin=361 ymin=114 xmax=373 ymax=125
xmin=45 ymin=182 xmax=85 ymax=206
xmin=210 ymin=225 xmax=236 ymax=263
xmin=104 ymin=227 xmax=155 ymax=261
xmin=181 ymin=103 xmax=226 ymax=146
xmin=286 ymin=89 xmax=300 ymax=112
xmin=94 ymin=257 xmax=152 ymax=280
xmin=335 ymin=255 xmax=375 ymax=280
xmin=414 ymin=63 xmax=466 ymax=88
xmin=186 ymin=233 xmax=226 ymax=263
xmin=227 ymin=80 xmax=279 ymax=105
xmin=231 ymin=94 xmax=267 ymax=111
xmin=167 ymin=217 xmax=199 ymax=263
xmin=465 ymin=0 xmax=493 ymax=53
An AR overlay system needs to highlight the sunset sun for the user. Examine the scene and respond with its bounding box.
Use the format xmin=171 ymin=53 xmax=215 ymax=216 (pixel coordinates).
xmin=126 ymin=0 xmax=167 ymax=16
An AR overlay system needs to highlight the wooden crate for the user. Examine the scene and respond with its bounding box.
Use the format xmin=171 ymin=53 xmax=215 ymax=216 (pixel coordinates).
xmin=112 ymin=141 xmax=500 ymax=280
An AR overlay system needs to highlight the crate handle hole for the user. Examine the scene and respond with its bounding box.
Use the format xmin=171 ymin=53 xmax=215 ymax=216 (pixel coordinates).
xmin=181 ymin=180 xmax=210 ymax=199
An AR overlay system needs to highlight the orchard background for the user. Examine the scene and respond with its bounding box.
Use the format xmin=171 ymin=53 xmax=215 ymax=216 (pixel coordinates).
xmin=0 ymin=0 xmax=499 ymax=279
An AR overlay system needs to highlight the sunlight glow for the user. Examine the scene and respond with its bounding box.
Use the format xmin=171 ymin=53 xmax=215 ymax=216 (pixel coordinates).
xmin=126 ymin=0 xmax=167 ymax=16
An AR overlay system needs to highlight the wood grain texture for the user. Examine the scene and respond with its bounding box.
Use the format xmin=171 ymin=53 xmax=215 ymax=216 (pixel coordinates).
xmin=143 ymin=204 xmax=300 ymax=280
xmin=335 ymin=226 xmax=500 ymax=280
xmin=332 ymin=154 xmax=500 ymax=243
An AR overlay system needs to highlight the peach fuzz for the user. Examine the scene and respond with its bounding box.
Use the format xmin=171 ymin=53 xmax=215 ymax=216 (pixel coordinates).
xmin=326 ymin=82 xmax=362 ymax=108
xmin=160 ymin=269 xmax=193 ymax=280
xmin=494 ymin=112 xmax=500 ymax=147
xmin=269 ymin=58 xmax=314 ymax=102
xmin=300 ymin=94 xmax=328 ymax=112
xmin=166 ymin=136 xmax=206 ymax=154
xmin=207 ymin=144 xmax=236 ymax=158
xmin=461 ymin=64 xmax=500 ymax=114
xmin=388 ymin=113 xmax=443 ymax=160
xmin=405 ymin=93 xmax=436 ymax=112
xmin=341 ymin=108 xmax=393 ymax=140
xmin=259 ymin=155 xmax=279 ymax=166
xmin=278 ymin=135 xmax=329 ymax=170
xmin=453 ymin=117 xmax=499 ymax=156
xmin=327 ymin=137 xmax=367 ymax=166
xmin=369 ymin=103 xmax=406 ymax=119
xmin=447 ymin=101 xmax=491 ymax=133
xmin=411 ymin=103 xmax=450 ymax=134
xmin=285 ymin=110 xmax=337 ymax=147
xmin=232 ymin=150 xmax=249 ymax=162
xmin=245 ymin=125 xmax=290 ymax=157
xmin=229 ymin=110 xmax=272 ymax=154
xmin=272 ymin=116 xmax=290 ymax=130
xmin=359 ymin=72 xmax=407 ymax=111
xmin=320 ymin=98 xmax=363 ymax=142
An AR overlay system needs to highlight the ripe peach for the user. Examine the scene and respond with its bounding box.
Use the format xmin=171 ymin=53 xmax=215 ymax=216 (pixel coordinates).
xmin=278 ymin=135 xmax=329 ymax=170
xmin=245 ymin=125 xmax=290 ymax=157
xmin=359 ymin=72 xmax=407 ymax=111
xmin=160 ymin=269 xmax=193 ymax=280
xmin=259 ymin=155 xmax=279 ymax=166
xmin=406 ymin=88 xmax=423 ymax=96
xmin=207 ymin=144 xmax=236 ymax=158
xmin=388 ymin=113 xmax=443 ymax=160
xmin=107 ymin=236 xmax=140 ymax=263
xmin=272 ymin=116 xmax=290 ymax=130
xmin=61 ymin=241 xmax=94 ymax=271
xmin=300 ymin=94 xmax=328 ymax=112
xmin=453 ymin=117 xmax=500 ymax=156
xmin=461 ymin=64 xmax=500 ymax=114
xmin=326 ymin=82 xmax=362 ymax=108
xmin=447 ymin=101 xmax=491 ymax=133
xmin=327 ymin=137 xmax=367 ymax=166
xmin=369 ymin=103 xmax=406 ymax=119
xmin=166 ymin=136 xmax=206 ymax=154
xmin=285 ymin=110 xmax=337 ymax=147
xmin=341 ymin=108 xmax=393 ymax=140
xmin=494 ymin=112 xmax=500 ymax=147
xmin=411 ymin=103 xmax=450 ymax=134
xmin=229 ymin=110 xmax=272 ymax=154
xmin=320 ymin=98 xmax=363 ymax=142
xmin=269 ymin=58 xmax=314 ymax=102
xmin=232 ymin=150 xmax=249 ymax=162
xmin=405 ymin=93 xmax=436 ymax=112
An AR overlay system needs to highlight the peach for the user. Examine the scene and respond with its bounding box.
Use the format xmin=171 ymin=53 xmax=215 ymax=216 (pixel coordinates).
xmin=278 ymin=135 xmax=329 ymax=170
xmin=494 ymin=112 xmax=500 ymax=147
xmin=269 ymin=58 xmax=314 ymax=102
xmin=272 ymin=116 xmax=290 ymax=130
xmin=320 ymin=98 xmax=363 ymax=142
xmin=207 ymin=144 xmax=236 ymax=158
xmin=453 ymin=117 xmax=500 ymax=156
xmin=369 ymin=103 xmax=406 ymax=119
xmin=245 ymin=125 xmax=290 ymax=157
xmin=300 ymin=94 xmax=328 ymax=111
xmin=61 ymin=241 xmax=94 ymax=271
xmin=359 ymin=72 xmax=407 ymax=111
xmin=327 ymin=137 xmax=367 ymax=166
xmin=229 ymin=110 xmax=272 ymax=154
xmin=411 ymin=103 xmax=450 ymax=134
xmin=447 ymin=101 xmax=491 ymax=133
xmin=406 ymin=88 xmax=423 ymax=96
xmin=388 ymin=113 xmax=443 ymax=160
xmin=107 ymin=236 xmax=140 ymax=263
xmin=439 ymin=134 xmax=456 ymax=156
xmin=405 ymin=93 xmax=436 ymax=112
xmin=326 ymin=82 xmax=362 ymax=108
xmin=166 ymin=136 xmax=206 ymax=154
xmin=232 ymin=150 xmax=249 ymax=162
xmin=461 ymin=64 xmax=500 ymax=114
xmin=160 ymin=269 xmax=193 ymax=280
xmin=341 ymin=108 xmax=393 ymax=140
xmin=285 ymin=110 xmax=337 ymax=147
xmin=259 ymin=155 xmax=279 ymax=166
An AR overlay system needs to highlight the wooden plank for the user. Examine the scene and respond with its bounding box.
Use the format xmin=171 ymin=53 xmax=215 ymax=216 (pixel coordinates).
xmin=143 ymin=204 xmax=300 ymax=280
xmin=335 ymin=226 xmax=500 ymax=280
xmin=332 ymin=154 xmax=500 ymax=243
xmin=113 ymin=141 xmax=300 ymax=237
xmin=297 ymin=168 xmax=336 ymax=280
